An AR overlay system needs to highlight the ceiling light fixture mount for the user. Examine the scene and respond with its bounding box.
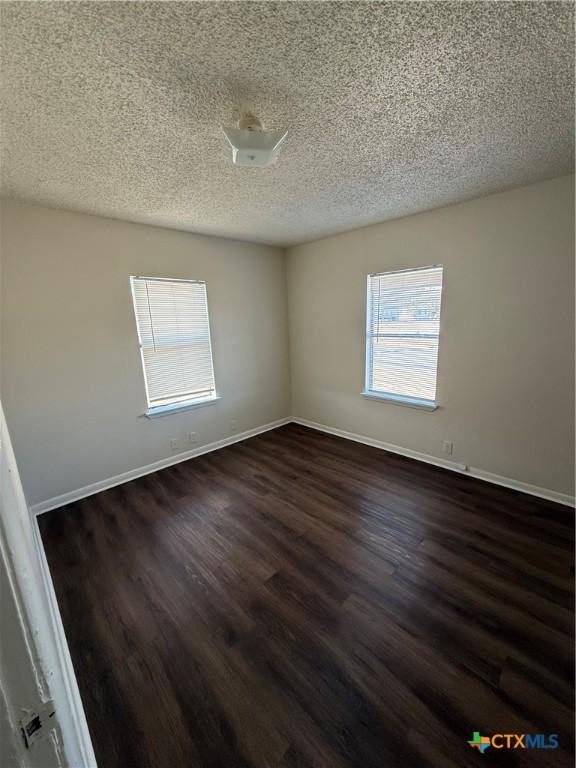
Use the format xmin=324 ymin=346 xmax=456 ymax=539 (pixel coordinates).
xmin=223 ymin=113 xmax=287 ymax=168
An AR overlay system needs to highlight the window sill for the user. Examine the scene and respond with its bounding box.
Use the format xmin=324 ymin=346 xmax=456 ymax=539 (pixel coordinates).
xmin=361 ymin=391 xmax=438 ymax=411
xmin=144 ymin=396 xmax=221 ymax=418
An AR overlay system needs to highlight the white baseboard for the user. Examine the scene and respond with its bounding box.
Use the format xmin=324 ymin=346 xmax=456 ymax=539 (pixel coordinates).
xmin=292 ymin=417 xmax=575 ymax=508
xmin=464 ymin=466 xmax=575 ymax=507
xmin=31 ymin=417 xmax=291 ymax=516
xmin=31 ymin=415 xmax=574 ymax=514
xmin=293 ymin=417 xmax=468 ymax=473
xmin=31 ymin=519 xmax=98 ymax=766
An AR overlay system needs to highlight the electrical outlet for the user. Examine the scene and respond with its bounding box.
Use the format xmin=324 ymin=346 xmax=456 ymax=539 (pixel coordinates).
xmin=442 ymin=440 xmax=453 ymax=455
xmin=170 ymin=438 xmax=178 ymax=451
xmin=230 ymin=419 xmax=238 ymax=433
xmin=188 ymin=432 xmax=198 ymax=445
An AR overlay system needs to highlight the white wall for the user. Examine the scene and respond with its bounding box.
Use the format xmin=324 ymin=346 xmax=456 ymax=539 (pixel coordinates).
xmin=287 ymin=175 xmax=575 ymax=498
xmin=1 ymin=202 xmax=290 ymax=507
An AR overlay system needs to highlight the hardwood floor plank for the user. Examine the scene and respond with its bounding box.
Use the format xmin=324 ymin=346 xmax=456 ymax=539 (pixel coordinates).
xmin=38 ymin=424 xmax=575 ymax=768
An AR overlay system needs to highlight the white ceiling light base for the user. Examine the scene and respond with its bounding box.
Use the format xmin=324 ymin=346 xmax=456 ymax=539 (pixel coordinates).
xmin=223 ymin=114 xmax=287 ymax=168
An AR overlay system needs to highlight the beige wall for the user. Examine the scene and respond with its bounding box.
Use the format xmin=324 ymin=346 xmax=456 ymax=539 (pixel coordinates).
xmin=2 ymin=176 xmax=574 ymax=506
xmin=1 ymin=201 xmax=290 ymax=506
xmin=287 ymin=175 xmax=575 ymax=497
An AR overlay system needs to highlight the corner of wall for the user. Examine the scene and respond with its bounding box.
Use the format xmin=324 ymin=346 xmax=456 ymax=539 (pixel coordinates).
xmin=283 ymin=243 xmax=297 ymax=418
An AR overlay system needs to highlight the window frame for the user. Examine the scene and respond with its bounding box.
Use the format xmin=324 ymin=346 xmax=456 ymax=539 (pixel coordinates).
xmin=362 ymin=265 xmax=443 ymax=411
xmin=129 ymin=275 xmax=219 ymax=418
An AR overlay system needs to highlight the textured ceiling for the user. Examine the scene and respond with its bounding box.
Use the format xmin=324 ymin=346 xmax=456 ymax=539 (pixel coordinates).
xmin=1 ymin=1 xmax=574 ymax=246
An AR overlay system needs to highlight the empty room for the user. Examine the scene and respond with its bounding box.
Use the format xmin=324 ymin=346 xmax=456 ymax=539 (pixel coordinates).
xmin=0 ymin=2 xmax=574 ymax=767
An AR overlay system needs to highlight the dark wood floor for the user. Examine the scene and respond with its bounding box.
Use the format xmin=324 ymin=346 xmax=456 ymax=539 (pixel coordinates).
xmin=39 ymin=423 xmax=574 ymax=768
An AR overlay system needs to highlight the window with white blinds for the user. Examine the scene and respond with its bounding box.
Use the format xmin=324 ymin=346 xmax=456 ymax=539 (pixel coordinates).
xmin=364 ymin=266 xmax=443 ymax=408
xmin=130 ymin=276 xmax=216 ymax=412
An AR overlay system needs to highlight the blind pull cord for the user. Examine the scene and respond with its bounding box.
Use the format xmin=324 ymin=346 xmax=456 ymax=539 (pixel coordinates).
xmin=145 ymin=280 xmax=157 ymax=352
xmin=376 ymin=277 xmax=381 ymax=337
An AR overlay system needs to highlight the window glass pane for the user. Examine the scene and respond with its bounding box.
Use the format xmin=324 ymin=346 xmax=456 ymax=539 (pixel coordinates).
xmin=130 ymin=277 xmax=216 ymax=408
xmin=366 ymin=266 xmax=443 ymax=403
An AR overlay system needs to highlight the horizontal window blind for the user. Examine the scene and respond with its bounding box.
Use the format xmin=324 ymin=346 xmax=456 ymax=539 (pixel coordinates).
xmin=130 ymin=277 xmax=216 ymax=409
xmin=366 ymin=266 xmax=443 ymax=404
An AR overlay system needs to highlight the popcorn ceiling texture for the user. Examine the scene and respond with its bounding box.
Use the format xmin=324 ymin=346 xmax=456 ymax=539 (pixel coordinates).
xmin=1 ymin=1 xmax=574 ymax=246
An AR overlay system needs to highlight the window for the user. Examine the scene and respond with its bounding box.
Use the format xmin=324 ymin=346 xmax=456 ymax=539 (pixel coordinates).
xmin=364 ymin=265 xmax=443 ymax=409
xmin=130 ymin=276 xmax=217 ymax=415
